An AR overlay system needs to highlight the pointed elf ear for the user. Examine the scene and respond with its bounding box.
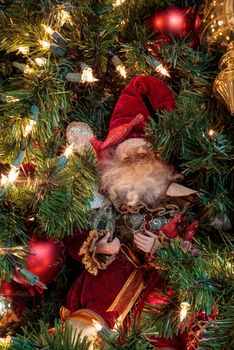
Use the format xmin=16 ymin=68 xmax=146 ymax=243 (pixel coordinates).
xmin=166 ymin=183 xmax=198 ymax=197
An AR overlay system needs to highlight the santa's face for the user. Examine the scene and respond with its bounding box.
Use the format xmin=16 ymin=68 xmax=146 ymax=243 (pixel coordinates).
xmin=100 ymin=139 xmax=179 ymax=208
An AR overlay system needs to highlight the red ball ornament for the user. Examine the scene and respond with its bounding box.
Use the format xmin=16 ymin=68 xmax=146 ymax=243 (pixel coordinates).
xmin=25 ymin=238 xmax=66 ymax=284
xmin=0 ymin=279 xmax=13 ymax=296
xmin=146 ymin=289 xmax=174 ymax=308
xmin=150 ymin=7 xmax=199 ymax=46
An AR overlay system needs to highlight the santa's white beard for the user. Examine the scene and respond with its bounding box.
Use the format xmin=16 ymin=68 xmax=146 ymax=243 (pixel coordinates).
xmin=101 ymin=157 xmax=178 ymax=207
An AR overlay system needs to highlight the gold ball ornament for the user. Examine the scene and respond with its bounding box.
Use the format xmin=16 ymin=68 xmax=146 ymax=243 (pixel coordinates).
xmin=213 ymin=41 xmax=234 ymax=114
xmin=59 ymin=307 xmax=108 ymax=350
xmin=66 ymin=121 xmax=94 ymax=152
xmin=0 ymin=296 xmax=19 ymax=328
xmin=200 ymin=0 xmax=234 ymax=54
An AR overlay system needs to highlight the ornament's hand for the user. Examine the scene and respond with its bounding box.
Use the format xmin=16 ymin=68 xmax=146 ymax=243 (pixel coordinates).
xmin=95 ymin=232 xmax=120 ymax=255
xmin=134 ymin=230 xmax=156 ymax=253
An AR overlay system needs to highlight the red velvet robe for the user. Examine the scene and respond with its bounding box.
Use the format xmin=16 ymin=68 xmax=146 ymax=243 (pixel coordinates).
xmin=64 ymin=199 xmax=191 ymax=349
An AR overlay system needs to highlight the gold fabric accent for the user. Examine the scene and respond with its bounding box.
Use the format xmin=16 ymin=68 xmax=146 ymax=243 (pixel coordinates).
xmin=60 ymin=306 xmax=72 ymax=321
xmin=120 ymin=245 xmax=143 ymax=269
xmin=79 ymin=230 xmax=99 ymax=275
xmin=64 ymin=308 xmax=108 ymax=328
xmin=116 ymin=201 xmax=180 ymax=216
xmin=79 ymin=230 xmax=116 ymax=275
xmin=107 ymin=269 xmax=145 ymax=323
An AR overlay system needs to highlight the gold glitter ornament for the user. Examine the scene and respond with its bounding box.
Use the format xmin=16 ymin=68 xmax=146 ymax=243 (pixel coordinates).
xmin=66 ymin=121 xmax=94 ymax=152
xmin=199 ymin=0 xmax=234 ymax=55
xmin=213 ymin=41 xmax=234 ymax=114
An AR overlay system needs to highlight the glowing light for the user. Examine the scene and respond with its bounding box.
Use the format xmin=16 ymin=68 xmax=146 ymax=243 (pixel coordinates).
xmin=8 ymin=167 xmax=19 ymax=183
xmin=39 ymin=40 xmax=50 ymax=49
xmin=18 ymin=46 xmax=29 ymax=54
xmin=42 ymin=24 xmax=54 ymax=35
xmin=218 ymin=20 xmax=224 ymax=26
xmin=35 ymin=57 xmax=47 ymax=66
xmin=208 ymin=129 xmax=216 ymax=137
xmin=24 ymin=66 xmax=35 ymax=75
xmin=64 ymin=144 xmax=73 ymax=157
xmin=156 ymin=64 xmax=170 ymax=77
xmin=116 ymin=64 xmax=127 ymax=78
xmin=60 ymin=9 xmax=71 ymax=26
xmin=1 ymin=174 xmax=7 ymax=186
xmin=111 ymin=55 xmax=127 ymax=78
xmin=81 ymin=65 xmax=98 ymax=83
xmin=13 ymin=61 xmax=34 ymax=75
xmin=113 ymin=0 xmax=126 ymax=8
xmin=180 ymin=302 xmax=190 ymax=321
xmin=24 ymin=119 xmax=37 ymax=137
xmin=6 ymin=96 xmax=20 ymax=103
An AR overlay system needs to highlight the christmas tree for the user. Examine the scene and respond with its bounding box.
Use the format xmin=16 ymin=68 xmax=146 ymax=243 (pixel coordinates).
xmin=0 ymin=0 xmax=233 ymax=349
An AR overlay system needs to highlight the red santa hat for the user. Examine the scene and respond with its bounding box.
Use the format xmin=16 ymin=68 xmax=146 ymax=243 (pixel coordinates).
xmin=90 ymin=75 xmax=176 ymax=152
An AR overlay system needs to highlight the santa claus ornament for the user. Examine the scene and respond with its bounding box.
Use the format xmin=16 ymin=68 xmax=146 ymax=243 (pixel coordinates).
xmin=62 ymin=75 xmax=199 ymax=350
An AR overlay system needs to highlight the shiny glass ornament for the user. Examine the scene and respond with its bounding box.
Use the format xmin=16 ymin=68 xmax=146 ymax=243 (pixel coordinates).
xmin=200 ymin=0 xmax=234 ymax=55
xmin=213 ymin=41 xmax=234 ymax=114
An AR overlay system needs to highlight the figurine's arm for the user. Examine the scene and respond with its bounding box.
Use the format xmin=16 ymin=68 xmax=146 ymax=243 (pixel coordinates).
xmin=134 ymin=230 xmax=157 ymax=253
xmin=78 ymin=199 xmax=120 ymax=275
xmin=78 ymin=229 xmax=120 ymax=276
xmin=95 ymin=232 xmax=120 ymax=255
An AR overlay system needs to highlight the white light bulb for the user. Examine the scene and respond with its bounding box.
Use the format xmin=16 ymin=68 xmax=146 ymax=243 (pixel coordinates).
xmin=116 ymin=64 xmax=127 ymax=78
xmin=60 ymin=10 xmax=71 ymax=26
xmin=64 ymin=144 xmax=73 ymax=157
xmin=18 ymin=46 xmax=29 ymax=54
xmin=180 ymin=302 xmax=190 ymax=321
xmin=113 ymin=0 xmax=126 ymax=8
xmin=39 ymin=40 xmax=50 ymax=49
xmin=8 ymin=168 xmax=19 ymax=183
xmin=208 ymin=129 xmax=215 ymax=137
xmin=81 ymin=67 xmax=98 ymax=83
xmin=35 ymin=57 xmax=47 ymax=66
xmin=42 ymin=24 xmax=54 ymax=35
xmin=24 ymin=119 xmax=36 ymax=137
xmin=24 ymin=66 xmax=34 ymax=75
xmin=156 ymin=64 xmax=170 ymax=77
xmin=1 ymin=174 xmax=8 ymax=186
xmin=6 ymin=96 xmax=20 ymax=103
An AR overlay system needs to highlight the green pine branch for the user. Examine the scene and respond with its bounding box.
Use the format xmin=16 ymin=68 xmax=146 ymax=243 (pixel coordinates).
xmin=10 ymin=320 xmax=91 ymax=350
xmin=102 ymin=315 xmax=154 ymax=350
xmin=196 ymin=304 xmax=234 ymax=350
xmin=0 ymin=210 xmax=28 ymax=279
xmin=143 ymin=242 xmax=218 ymax=338
xmin=35 ymin=149 xmax=97 ymax=237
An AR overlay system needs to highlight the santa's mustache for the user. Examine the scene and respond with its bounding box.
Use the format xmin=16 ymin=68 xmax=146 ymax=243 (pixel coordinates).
xmin=100 ymin=157 xmax=180 ymax=207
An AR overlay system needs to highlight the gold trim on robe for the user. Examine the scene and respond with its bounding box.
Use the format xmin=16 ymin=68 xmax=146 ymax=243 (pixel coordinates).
xmin=107 ymin=268 xmax=145 ymax=323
